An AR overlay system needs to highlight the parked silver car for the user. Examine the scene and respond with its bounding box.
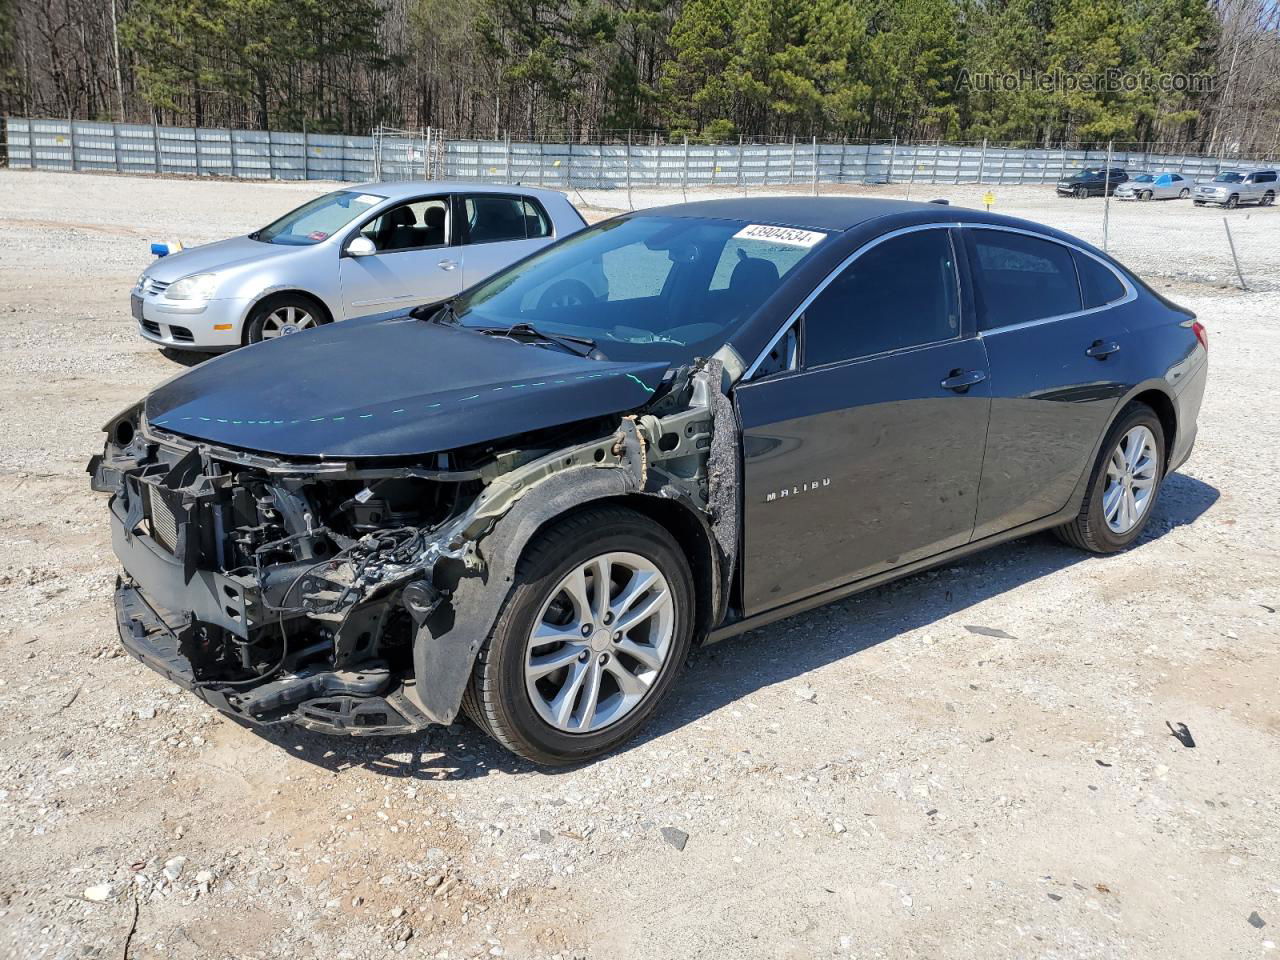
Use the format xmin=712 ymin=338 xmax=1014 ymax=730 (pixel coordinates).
xmin=1114 ymin=171 xmax=1192 ymax=201
xmin=131 ymin=182 xmax=587 ymax=351
xmin=1193 ymin=169 xmax=1278 ymax=209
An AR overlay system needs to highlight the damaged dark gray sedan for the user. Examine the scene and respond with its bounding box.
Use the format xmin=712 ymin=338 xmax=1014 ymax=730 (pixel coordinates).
xmin=90 ymin=197 xmax=1207 ymax=764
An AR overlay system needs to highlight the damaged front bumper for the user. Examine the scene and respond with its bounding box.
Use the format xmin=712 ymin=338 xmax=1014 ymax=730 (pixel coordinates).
xmin=91 ymin=360 xmax=735 ymax=737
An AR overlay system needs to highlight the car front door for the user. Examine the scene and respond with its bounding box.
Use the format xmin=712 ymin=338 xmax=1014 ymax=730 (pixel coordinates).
xmin=459 ymin=194 xmax=557 ymax=287
xmin=337 ymin=195 xmax=462 ymax=317
xmin=964 ymin=227 xmax=1135 ymax=539
xmin=735 ymin=226 xmax=992 ymax=615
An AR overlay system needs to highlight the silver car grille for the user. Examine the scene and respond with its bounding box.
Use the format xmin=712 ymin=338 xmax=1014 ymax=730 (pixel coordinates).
xmin=144 ymin=277 xmax=170 ymax=296
xmin=146 ymin=485 xmax=179 ymax=552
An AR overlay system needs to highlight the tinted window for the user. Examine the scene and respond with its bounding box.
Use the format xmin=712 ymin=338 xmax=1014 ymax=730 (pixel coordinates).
xmin=804 ymin=229 xmax=960 ymax=366
xmin=968 ymin=230 xmax=1081 ymax=330
xmin=465 ymin=195 xmax=551 ymax=243
xmin=1256 ymin=171 xmax=1276 ymax=183
xmin=359 ymin=197 xmax=448 ymax=252
xmin=1073 ymin=251 xmax=1126 ymax=308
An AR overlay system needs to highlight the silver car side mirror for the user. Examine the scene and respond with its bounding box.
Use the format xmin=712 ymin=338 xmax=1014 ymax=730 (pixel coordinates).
xmin=347 ymin=236 xmax=377 ymax=257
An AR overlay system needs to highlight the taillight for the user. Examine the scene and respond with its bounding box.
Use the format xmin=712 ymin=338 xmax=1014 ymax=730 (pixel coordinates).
xmin=1192 ymin=320 xmax=1208 ymax=350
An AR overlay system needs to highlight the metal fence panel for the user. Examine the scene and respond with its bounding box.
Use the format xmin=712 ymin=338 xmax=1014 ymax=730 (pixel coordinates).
xmin=4 ymin=117 xmax=1272 ymax=190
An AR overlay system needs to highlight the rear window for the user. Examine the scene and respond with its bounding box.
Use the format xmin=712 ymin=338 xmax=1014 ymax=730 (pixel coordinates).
xmin=967 ymin=230 xmax=1082 ymax=330
xmin=1074 ymin=251 xmax=1126 ymax=309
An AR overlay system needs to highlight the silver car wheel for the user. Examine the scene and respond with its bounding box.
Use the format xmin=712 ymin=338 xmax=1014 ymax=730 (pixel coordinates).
xmin=260 ymin=305 xmax=317 ymax=339
xmin=1102 ymin=425 xmax=1157 ymax=534
xmin=524 ymin=551 xmax=674 ymax=734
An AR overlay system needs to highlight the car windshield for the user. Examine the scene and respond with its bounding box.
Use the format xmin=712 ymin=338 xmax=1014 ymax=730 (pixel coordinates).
xmin=451 ymin=215 xmax=826 ymax=362
xmin=1213 ymin=172 xmax=1245 ymax=183
xmin=255 ymin=191 xmax=384 ymax=245
xmin=1133 ymin=175 xmax=1154 ymax=182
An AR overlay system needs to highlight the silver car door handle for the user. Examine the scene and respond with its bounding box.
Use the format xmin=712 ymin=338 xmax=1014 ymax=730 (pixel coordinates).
xmin=437 ymin=259 xmax=458 ymax=271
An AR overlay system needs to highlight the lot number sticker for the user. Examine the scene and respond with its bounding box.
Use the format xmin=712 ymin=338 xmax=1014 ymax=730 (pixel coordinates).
xmin=733 ymin=224 xmax=826 ymax=247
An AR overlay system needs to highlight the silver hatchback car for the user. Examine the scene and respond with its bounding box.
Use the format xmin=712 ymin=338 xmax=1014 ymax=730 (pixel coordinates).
xmin=132 ymin=182 xmax=587 ymax=351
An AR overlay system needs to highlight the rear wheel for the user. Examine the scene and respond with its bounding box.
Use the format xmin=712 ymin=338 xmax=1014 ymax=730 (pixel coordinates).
xmin=246 ymin=294 xmax=329 ymax=344
xmin=1263 ymin=191 xmax=1275 ymax=206
xmin=1055 ymin=403 xmax=1166 ymax=553
xmin=1178 ymin=188 xmax=1190 ymax=199
xmin=463 ymin=506 xmax=694 ymax=765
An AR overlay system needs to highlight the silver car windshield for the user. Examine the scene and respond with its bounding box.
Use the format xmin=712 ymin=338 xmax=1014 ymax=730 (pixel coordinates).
xmin=1213 ymin=173 xmax=1245 ymax=183
xmin=255 ymin=191 xmax=383 ymax=246
xmin=452 ymin=216 xmax=825 ymax=362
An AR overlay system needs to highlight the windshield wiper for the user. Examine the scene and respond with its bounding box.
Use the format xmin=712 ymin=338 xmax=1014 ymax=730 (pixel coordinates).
xmin=482 ymin=322 xmax=597 ymax=357
xmin=412 ymin=299 xmax=459 ymax=324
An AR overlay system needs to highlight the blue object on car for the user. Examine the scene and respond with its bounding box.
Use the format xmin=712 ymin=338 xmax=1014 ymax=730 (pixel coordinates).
xmin=150 ymin=240 xmax=184 ymax=257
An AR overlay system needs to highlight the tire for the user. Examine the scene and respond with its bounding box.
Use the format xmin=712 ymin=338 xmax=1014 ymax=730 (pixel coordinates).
xmin=1193 ymin=200 xmax=1204 ymax=206
xmin=1140 ymin=190 xmax=1153 ymax=201
xmin=1074 ymin=186 xmax=1088 ymax=199
xmin=462 ymin=505 xmax=695 ymax=765
xmin=1225 ymin=194 xmax=1239 ymax=209
xmin=1263 ymin=191 xmax=1275 ymax=206
xmin=1179 ymin=188 xmax=1190 ymax=199
xmin=245 ymin=293 xmax=329 ymax=344
xmin=1055 ymin=403 xmax=1166 ymax=554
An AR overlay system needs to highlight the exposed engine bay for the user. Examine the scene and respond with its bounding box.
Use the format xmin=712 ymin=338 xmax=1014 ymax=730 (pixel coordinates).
xmin=90 ymin=359 xmax=738 ymax=735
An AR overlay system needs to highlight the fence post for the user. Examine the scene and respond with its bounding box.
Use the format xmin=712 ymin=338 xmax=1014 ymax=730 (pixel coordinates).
xmin=194 ymin=124 xmax=202 ymax=178
xmin=28 ymin=119 xmax=37 ymax=169
xmin=906 ymin=146 xmax=918 ymax=198
xmin=1102 ymin=139 xmax=1113 ymax=252
xmin=1223 ymin=217 xmax=1248 ymax=290
xmin=626 ymin=130 xmax=633 ymax=211
xmin=505 ymin=131 xmax=512 ymax=183
xmin=977 ymin=138 xmax=987 ymax=184
xmin=68 ymin=118 xmax=78 ymax=172
xmin=112 ymin=122 xmax=121 ymax=173
xmin=682 ymin=135 xmax=689 ymax=203
xmin=887 ymin=136 xmax=896 ymax=184
xmin=228 ymin=128 xmax=237 ymax=178
xmin=302 ymin=121 xmax=310 ymax=181
xmin=152 ymin=118 xmax=161 ymax=175
xmin=788 ymin=135 xmax=796 ymax=185
xmin=812 ymin=136 xmax=819 ymax=195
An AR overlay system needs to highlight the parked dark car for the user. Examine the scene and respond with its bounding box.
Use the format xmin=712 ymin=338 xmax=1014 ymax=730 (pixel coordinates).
xmin=1056 ymin=167 xmax=1129 ymax=198
xmin=90 ymin=198 xmax=1207 ymax=765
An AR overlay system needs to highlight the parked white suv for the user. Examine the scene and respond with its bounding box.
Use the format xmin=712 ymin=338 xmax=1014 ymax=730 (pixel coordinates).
xmin=131 ymin=182 xmax=588 ymax=351
xmin=1193 ymin=169 xmax=1278 ymax=209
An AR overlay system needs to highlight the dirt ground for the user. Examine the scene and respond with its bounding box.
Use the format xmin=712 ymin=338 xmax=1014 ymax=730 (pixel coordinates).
xmin=0 ymin=170 xmax=1277 ymax=960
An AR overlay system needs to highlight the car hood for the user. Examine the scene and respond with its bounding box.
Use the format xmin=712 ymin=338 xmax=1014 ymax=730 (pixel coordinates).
xmin=144 ymin=236 xmax=303 ymax=282
xmin=144 ymin=316 xmax=670 ymax=458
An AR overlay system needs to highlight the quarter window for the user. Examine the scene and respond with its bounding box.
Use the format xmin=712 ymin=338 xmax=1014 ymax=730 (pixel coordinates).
xmin=803 ymin=229 xmax=961 ymax=366
xmin=465 ymin=195 xmax=552 ymax=243
xmin=1073 ymin=251 xmax=1126 ymax=309
xmin=967 ymin=230 xmax=1081 ymax=330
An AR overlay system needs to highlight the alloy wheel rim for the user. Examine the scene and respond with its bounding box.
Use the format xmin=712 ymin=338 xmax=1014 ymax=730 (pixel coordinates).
xmin=1102 ymin=425 xmax=1157 ymax=534
xmin=524 ymin=551 xmax=674 ymax=734
xmin=261 ymin=305 xmax=316 ymax=338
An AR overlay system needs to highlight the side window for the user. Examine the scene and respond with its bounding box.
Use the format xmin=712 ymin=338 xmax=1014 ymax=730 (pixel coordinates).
xmin=1171 ymin=174 xmax=1184 ymax=182
xmin=1256 ymin=171 xmax=1277 ymax=183
xmin=967 ymin=230 xmax=1082 ymax=330
xmin=359 ymin=198 xmax=449 ymax=252
xmin=465 ymin=195 xmax=550 ymax=243
xmin=803 ymin=229 xmax=961 ymax=366
xmin=1073 ymin=251 xmax=1126 ymax=309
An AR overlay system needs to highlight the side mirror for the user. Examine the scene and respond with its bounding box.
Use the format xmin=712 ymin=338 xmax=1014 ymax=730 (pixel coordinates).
xmin=347 ymin=236 xmax=376 ymax=257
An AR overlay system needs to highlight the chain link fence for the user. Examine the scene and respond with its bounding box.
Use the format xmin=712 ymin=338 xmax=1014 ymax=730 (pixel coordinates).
xmin=4 ymin=117 xmax=1275 ymax=189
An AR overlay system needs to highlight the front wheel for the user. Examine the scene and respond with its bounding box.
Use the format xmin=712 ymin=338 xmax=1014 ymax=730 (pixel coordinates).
xmin=1225 ymin=194 xmax=1239 ymax=209
xmin=1056 ymin=403 xmax=1166 ymax=553
xmin=463 ymin=506 xmax=695 ymax=765
xmin=246 ymin=294 xmax=329 ymax=344
xmin=1140 ymin=190 xmax=1153 ymax=201
xmin=1074 ymin=186 xmax=1089 ymax=199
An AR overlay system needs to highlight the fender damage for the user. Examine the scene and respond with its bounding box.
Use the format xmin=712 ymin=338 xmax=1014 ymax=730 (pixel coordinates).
xmin=90 ymin=358 xmax=738 ymax=735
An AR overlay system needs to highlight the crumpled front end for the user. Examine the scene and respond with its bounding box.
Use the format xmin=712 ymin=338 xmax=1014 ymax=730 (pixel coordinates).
xmin=89 ymin=359 xmax=736 ymax=735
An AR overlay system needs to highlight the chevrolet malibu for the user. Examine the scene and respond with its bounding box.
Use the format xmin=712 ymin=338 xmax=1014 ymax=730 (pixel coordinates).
xmin=92 ymin=198 xmax=1208 ymax=765
xmin=131 ymin=182 xmax=586 ymax=351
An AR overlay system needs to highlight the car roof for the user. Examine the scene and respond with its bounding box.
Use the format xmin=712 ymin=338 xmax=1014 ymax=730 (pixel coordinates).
xmin=346 ymin=180 xmax=569 ymax=201
xmin=629 ymin=196 xmax=965 ymax=233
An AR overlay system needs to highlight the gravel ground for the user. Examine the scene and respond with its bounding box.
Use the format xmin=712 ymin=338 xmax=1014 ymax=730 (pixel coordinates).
xmin=0 ymin=170 xmax=1277 ymax=960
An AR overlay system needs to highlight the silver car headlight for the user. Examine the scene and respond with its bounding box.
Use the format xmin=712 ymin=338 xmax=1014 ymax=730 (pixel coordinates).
xmin=166 ymin=273 xmax=220 ymax=301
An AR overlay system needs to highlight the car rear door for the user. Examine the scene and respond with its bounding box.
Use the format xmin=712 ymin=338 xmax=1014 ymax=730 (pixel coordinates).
xmin=337 ymin=194 xmax=463 ymax=316
xmin=459 ymin=193 xmax=557 ymax=288
xmin=963 ymin=227 xmax=1135 ymax=539
xmin=735 ymin=226 xmax=992 ymax=615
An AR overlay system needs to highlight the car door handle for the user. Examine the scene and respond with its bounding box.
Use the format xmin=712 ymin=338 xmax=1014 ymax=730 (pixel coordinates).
xmin=940 ymin=369 xmax=988 ymax=392
xmin=437 ymin=259 xmax=458 ymax=271
xmin=1086 ymin=339 xmax=1120 ymax=359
